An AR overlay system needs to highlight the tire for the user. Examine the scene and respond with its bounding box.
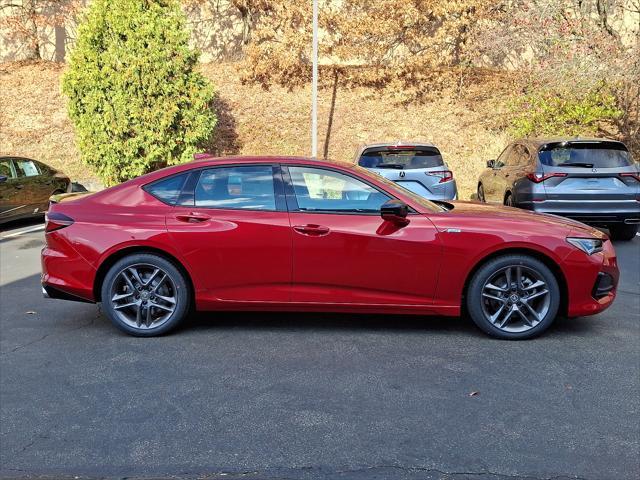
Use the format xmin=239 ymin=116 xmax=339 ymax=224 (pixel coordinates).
xmin=466 ymin=255 xmax=560 ymax=340
xmin=608 ymin=224 xmax=638 ymax=241
xmin=477 ymin=184 xmax=485 ymax=203
xmin=504 ymin=193 xmax=513 ymax=207
xmin=100 ymin=253 xmax=191 ymax=336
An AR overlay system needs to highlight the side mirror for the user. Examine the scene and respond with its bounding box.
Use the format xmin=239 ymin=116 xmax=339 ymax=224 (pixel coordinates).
xmin=0 ymin=175 xmax=7 ymax=183
xmin=486 ymin=159 xmax=496 ymax=168
xmin=381 ymin=199 xmax=409 ymax=225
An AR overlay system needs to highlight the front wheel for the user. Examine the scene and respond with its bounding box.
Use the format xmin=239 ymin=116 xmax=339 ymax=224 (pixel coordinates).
xmin=466 ymin=255 xmax=560 ymax=339
xmin=504 ymin=193 xmax=514 ymax=207
xmin=100 ymin=253 xmax=191 ymax=336
xmin=608 ymin=223 xmax=638 ymax=241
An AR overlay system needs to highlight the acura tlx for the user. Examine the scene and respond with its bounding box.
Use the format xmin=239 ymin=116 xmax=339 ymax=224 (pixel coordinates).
xmin=42 ymin=156 xmax=618 ymax=339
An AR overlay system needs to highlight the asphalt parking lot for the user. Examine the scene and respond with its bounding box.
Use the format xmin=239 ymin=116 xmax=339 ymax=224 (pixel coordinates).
xmin=0 ymin=219 xmax=638 ymax=480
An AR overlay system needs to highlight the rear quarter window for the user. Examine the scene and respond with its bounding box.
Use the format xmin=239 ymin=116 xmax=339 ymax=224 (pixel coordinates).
xmin=144 ymin=172 xmax=190 ymax=205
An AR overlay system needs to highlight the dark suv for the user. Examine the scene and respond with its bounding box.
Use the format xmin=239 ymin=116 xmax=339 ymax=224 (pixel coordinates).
xmin=477 ymin=138 xmax=640 ymax=240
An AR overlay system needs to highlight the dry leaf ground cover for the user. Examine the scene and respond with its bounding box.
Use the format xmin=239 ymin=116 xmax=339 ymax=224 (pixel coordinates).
xmin=1 ymin=61 xmax=511 ymax=199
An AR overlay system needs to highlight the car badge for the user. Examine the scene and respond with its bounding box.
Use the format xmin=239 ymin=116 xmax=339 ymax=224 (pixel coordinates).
xmin=592 ymin=168 xmax=597 ymax=173
xmin=399 ymin=171 xmax=405 ymax=178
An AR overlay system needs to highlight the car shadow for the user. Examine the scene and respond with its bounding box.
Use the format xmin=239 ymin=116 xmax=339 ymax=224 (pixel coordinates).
xmin=0 ymin=216 xmax=44 ymax=232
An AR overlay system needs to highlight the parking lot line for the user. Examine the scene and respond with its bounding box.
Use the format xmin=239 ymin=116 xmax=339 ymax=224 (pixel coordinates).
xmin=1 ymin=225 xmax=45 ymax=239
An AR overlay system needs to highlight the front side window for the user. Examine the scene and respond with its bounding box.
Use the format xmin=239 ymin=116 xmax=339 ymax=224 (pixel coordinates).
xmin=288 ymin=166 xmax=390 ymax=212
xmin=195 ymin=165 xmax=276 ymax=210
xmin=14 ymin=159 xmax=40 ymax=177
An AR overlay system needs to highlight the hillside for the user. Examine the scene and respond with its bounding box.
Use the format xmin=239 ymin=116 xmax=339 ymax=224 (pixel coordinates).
xmin=1 ymin=61 xmax=511 ymax=199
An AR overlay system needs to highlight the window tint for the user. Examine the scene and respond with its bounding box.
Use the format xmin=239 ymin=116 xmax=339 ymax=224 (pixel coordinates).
xmin=495 ymin=146 xmax=511 ymax=168
xmin=359 ymin=147 xmax=444 ymax=169
xmin=195 ymin=165 xmax=276 ymax=210
xmin=0 ymin=160 xmax=15 ymax=179
xmin=145 ymin=172 xmax=189 ymax=205
xmin=14 ymin=159 xmax=40 ymax=177
xmin=539 ymin=142 xmax=633 ymax=168
xmin=289 ymin=166 xmax=390 ymax=212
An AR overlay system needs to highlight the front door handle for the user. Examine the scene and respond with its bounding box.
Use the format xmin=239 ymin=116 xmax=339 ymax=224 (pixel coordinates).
xmin=293 ymin=224 xmax=330 ymax=236
xmin=14 ymin=184 xmax=23 ymax=189
xmin=175 ymin=212 xmax=211 ymax=223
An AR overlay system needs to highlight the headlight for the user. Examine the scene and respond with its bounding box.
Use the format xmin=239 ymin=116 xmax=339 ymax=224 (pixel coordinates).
xmin=566 ymin=237 xmax=603 ymax=255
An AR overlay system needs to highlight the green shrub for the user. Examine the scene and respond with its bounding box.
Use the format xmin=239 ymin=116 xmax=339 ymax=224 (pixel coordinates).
xmin=62 ymin=0 xmax=216 ymax=185
xmin=509 ymin=86 xmax=622 ymax=139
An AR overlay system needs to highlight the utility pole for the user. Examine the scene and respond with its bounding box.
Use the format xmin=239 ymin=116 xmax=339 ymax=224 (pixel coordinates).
xmin=311 ymin=0 xmax=318 ymax=158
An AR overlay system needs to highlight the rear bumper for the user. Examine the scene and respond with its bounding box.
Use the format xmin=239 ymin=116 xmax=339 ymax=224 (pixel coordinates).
xmin=41 ymin=231 xmax=97 ymax=303
xmin=564 ymin=239 xmax=619 ymax=317
xmin=522 ymin=201 xmax=640 ymax=225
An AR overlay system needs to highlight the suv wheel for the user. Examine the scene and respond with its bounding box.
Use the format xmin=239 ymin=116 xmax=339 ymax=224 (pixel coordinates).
xmin=101 ymin=253 xmax=191 ymax=336
xmin=504 ymin=193 xmax=513 ymax=207
xmin=477 ymin=184 xmax=485 ymax=202
xmin=608 ymin=223 xmax=638 ymax=241
xmin=466 ymin=255 xmax=560 ymax=340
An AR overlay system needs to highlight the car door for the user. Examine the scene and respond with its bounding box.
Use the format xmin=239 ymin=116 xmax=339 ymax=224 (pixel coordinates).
xmin=484 ymin=146 xmax=511 ymax=203
xmin=166 ymin=164 xmax=293 ymax=303
xmin=0 ymin=158 xmax=24 ymax=221
xmin=283 ymin=165 xmax=441 ymax=305
xmin=12 ymin=158 xmax=46 ymax=215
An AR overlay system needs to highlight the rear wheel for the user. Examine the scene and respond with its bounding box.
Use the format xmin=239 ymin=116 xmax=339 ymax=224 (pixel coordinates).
xmin=504 ymin=193 xmax=513 ymax=207
xmin=466 ymin=255 xmax=560 ymax=340
xmin=477 ymin=184 xmax=485 ymax=202
xmin=608 ymin=223 xmax=638 ymax=241
xmin=100 ymin=253 xmax=190 ymax=336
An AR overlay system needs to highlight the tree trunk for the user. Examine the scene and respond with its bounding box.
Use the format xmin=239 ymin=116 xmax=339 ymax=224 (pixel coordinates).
xmin=24 ymin=0 xmax=40 ymax=60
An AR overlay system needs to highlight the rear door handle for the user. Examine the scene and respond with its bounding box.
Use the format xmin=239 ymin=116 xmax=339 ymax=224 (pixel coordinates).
xmin=175 ymin=212 xmax=211 ymax=223
xmin=293 ymin=224 xmax=330 ymax=236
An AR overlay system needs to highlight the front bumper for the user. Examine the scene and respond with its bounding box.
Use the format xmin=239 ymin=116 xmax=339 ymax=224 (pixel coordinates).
xmin=563 ymin=238 xmax=619 ymax=317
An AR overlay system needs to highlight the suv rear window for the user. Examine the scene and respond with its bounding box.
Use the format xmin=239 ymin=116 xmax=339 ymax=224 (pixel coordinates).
xmin=539 ymin=142 xmax=633 ymax=168
xmin=359 ymin=147 xmax=444 ymax=170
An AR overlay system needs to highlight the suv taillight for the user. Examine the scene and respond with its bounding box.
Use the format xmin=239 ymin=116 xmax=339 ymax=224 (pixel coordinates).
xmin=426 ymin=170 xmax=453 ymax=183
xmin=526 ymin=172 xmax=568 ymax=183
xmin=620 ymin=172 xmax=640 ymax=182
xmin=45 ymin=212 xmax=74 ymax=232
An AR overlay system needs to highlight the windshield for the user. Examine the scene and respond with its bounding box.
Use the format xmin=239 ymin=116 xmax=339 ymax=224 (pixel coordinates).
xmin=350 ymin=164 xmax=446 ymax=213
xmin=539 ymin=142 xmax=633 ymax=168
xmin=359 ymin=147 xmax=444 ymax=170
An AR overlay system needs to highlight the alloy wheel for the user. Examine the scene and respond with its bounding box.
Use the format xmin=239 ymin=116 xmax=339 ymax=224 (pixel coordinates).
xmin=109 ymin=263 xmax=177 ymax=330
xmin=480 ymin=265 xmax=551 ymax=333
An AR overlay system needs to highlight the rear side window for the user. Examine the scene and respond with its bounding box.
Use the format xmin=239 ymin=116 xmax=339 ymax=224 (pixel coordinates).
xmin=194 ymin=165 xmax=276 ymax=210
xmin=359 ymin=147 xmax=444 ymax=169
xmin=539 ymin=142 xmax=633 ymax=168
xmin=14 ymin=159 xmax=40 ymax=177
xmin=145 ymin=172 xmax=189 ymax=205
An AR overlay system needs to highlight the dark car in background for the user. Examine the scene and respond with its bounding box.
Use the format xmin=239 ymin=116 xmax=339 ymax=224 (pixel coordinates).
xmin=477 ymin=138 xmax=640 ymax=240
xmin=0 ymin=156 xmax=71 ymax=225
xmin=355 ymin=142 xmax=458 ymax=200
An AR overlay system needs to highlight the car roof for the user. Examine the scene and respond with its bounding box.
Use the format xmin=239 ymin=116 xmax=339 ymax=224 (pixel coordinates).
xmin=516 ymin=137 xmax=627 ymax=150
xmin=357 ymin=141 xmax=438 ymax=149
xmin=191 ymin=154 xmax=354 ymax=169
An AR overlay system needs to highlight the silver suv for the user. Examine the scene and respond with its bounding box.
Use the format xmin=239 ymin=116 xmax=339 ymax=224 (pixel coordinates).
xmin=477 ymin=138 xmax=640 ymax=240
xmin=355 ymin=142 xmax=458 ymax=200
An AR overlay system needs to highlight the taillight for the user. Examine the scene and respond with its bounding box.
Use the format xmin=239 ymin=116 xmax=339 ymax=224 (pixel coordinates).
xmin=426 ymin=170 xmax=453 ymax=183
xmin=45 ymin=212 xmax=74 ymax=232
xmin=620 ymin=172 xmax=640 ymax=182
xmin=526 ymin=172 xmax=568 ymax=183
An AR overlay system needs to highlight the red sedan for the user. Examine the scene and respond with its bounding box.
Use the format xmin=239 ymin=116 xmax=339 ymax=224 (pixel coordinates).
xmin=42 ymin=156 xmax=618 ymax=339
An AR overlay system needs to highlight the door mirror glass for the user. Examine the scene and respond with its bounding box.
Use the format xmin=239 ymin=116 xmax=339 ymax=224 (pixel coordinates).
xmin=0 ymin=174 xmax=7 ymax=183
xmin=486 ymin=159 xmax=496 ymax=168
xmin=380 ymin=199 xmax=409 ymax=224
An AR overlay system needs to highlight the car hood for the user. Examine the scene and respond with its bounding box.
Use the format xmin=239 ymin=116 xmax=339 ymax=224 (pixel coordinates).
xmin=429 ymin=201 xmax=606 ymax=239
